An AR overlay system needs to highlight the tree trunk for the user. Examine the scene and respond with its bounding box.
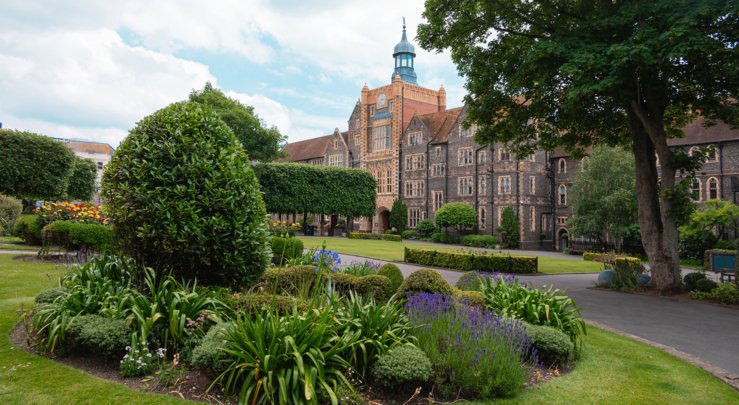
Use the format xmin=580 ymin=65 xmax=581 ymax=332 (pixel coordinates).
xmin=628 ymin=109 xmax=682 ymax=294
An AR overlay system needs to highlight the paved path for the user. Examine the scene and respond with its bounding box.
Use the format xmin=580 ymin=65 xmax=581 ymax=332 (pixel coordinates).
xmin=341 ymin=253 xmax=739 ymax=377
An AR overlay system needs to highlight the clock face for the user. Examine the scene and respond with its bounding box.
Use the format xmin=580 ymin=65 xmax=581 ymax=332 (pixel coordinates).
xmin=378 ymin=93 xmax=386 ymax=106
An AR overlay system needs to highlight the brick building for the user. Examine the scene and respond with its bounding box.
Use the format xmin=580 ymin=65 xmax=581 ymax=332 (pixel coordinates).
xmin=280 ymin=23 xmax=739 ymax=250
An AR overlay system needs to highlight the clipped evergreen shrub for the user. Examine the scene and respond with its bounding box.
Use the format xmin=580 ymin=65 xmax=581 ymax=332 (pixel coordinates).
xmin=523 ymin=323 xmax=574 ymax=368
xmin=398 ymin=269 xmax=452 ymax=297
xmin=65 ymin=315 xmax=130 ymax=359
xmin=372 ymin=346 xmax=433 ymax=388
xmin=401 ymin=230 xmax=417 ymax=240
xmin=0 ymin=194 xmax=22 ymax=235
xmin=261 ymin=265 xmax=318 ymax=296
xmin=378 ymin=263 xmax=404 ymax=293
xmin=34 ymin=288 xmax=68 ymax=304
xmin=451 ymin=288 xmax=487 ymax=308
xmin=190 ymin=323 xmax=232 ymax=376
xmin=349 ymin=232 xmax=383 ymax=240
xmin=270 ymin=237 xmax=304 ymax=265
xmin=66 ymin=156 xmax=97 ymax=202
xmin=41 ymin=221 xmax=112 ymax=253
xmin=13 ymin=214 xmax=42 ymax=245
xmin=683 ymin=272 xmax=708 ymax=292
xmin=331 ymin=273 xmax=394 ymax=302
xmin=382 ymin=234 xmax=401 ymax=242
xmin=236 ymin=293 xmax=308 ymax=315
xmin=102 ymin=101 xmax=270 ymax=287
xmin=404 ymin=248 xmax=538 ymax=274
xmin=460 ymin=234 xmax=498 ymax=248
xmin=415 ymin=220 xmax=437 ymax=238
xmin=455 ymin=271 xmax=484 ymax=291
xmin=431 ymin=232 xmax=454 ymax=244
xmin=694 ymin=277 xmax=718 ymax=293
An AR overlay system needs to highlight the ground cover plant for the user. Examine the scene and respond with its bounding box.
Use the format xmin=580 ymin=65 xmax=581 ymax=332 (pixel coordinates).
xmin=2 ymin=255 xmax=738 ymax=404
xmin=298 ymin=236 xmax=604 ymax=274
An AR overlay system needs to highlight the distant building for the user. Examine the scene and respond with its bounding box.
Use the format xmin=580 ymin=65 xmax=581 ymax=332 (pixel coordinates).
xmin=278 ymin=22 xmax=739 ymax=250
xmin=54 ymin=138 xmax=115 ymax=203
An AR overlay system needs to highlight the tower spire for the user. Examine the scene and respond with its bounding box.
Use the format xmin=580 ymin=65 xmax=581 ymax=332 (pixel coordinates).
xmin=391 ymin=18 xmax=417 ymax=84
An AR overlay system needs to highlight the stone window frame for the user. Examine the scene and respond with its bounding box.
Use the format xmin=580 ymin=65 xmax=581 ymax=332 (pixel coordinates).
xmin=530 ymin=206 xmax=536 ymax=232
xmin=498 ymin=175 xmax=512 ymax=194
xmin=479 ymin=206 xmax=487 ymax=230
xmin=458 ymin=176 xmax=474 ymax=196
xmin=706 ymin=177 xmax=719 ymax=200
xmin=479 ymin=174 xmax=487 ymax=195
xmin=558 ymin=158 xmax=567 ymax=173
xmin=558 ymin=184 xmax=568 ymax=206
xmin=458 ymin=147 xmax=474 ymax=166
xmin=432 ymin=190 xmax=444 ymax=212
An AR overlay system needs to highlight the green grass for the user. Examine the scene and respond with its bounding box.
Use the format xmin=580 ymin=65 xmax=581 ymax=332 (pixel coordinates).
xmin=0 ymin=236 xmax=40 ymax=252
xmin=298 ymin=236 xmax=604 ymax=274
xmin=0 ymin=255 xmax=189 ymax=404
xmin=1 ymin=255 xmax=735 ymax=404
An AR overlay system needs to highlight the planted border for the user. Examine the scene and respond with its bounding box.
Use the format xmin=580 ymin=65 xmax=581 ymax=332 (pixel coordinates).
xmin=404 ymin=248 xmax=537 ymax=274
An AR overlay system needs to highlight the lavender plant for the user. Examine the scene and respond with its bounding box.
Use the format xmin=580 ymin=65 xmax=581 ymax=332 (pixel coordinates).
xmin=406 ymin=293 xmax=535 ymax=399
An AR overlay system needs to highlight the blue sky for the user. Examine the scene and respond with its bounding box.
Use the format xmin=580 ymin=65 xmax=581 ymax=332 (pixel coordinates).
xmin=0 ymin=0 xmax=465 ymax=146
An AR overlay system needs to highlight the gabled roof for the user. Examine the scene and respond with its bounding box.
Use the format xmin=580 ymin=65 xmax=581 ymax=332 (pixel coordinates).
xmin=278 ymin=134 xmax=333 ymax=163
xmin=668 ymin=119 xmax=739 ymax=146
xmin=54 ymin=138 xmax=115 ymax=155
xmin=341 ymin=131 xmax=349 ymax=145
xmin=417 ymin=107 xmax=464 ymax=144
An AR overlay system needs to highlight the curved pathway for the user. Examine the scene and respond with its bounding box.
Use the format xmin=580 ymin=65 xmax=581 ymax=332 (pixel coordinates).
xmin=340 ymin=252 xmax=739 ymax=379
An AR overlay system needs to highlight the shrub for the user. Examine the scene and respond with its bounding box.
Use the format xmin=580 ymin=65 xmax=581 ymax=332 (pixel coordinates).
xmin=480 ymin=277 xmax=586 ymax=353
xmin=349 ymin=232 xmax=382 ymax=240
xmin=435 ymin=202 xmax=476 ymax=235
xmin=261 ymin=265 xmax=320 ymax=297
xmin=334 ymin=385 xmax=364 ymax=405
xmin=389 ymin=199 xmax=408 ymax=233
xmin=331 ymin=273 xmax=394 ymax=303
xmin=0 ymin=194 xmax=22 ymax=235
xmin=270 ymin=237 xmax=304 ymax=266
xmin=461 ymin=234 xmax=498 ymax=248
xmin=711 ymin=282 xmax=739 ymax=305
xmin=66 ymin=156 xmax=97 ymax=201
xmin=398 ymin=269 xmax=452 ymax=297
xmin=372 ymin=346 xmax=432 ymax=388
xmin=693 ymin=277 xmax=718 ymax=293
xmin=415 ymin=220 xmax=437 ymax=238
xmin=451 ymin=288 xmax=487 ymax=308
xmin=455 ymin=271 xmax=484 ymax=291
xmin=497 ymin=206 xmax=520 ymax=248
xmin=236 ymin=293 xmax=308 ymax=315
xmin=523 ymin=323 xmax=574 ymax=368
xmin=406 ymin=293 xmax=532 ymax=399
xmin=13 ymin=214 xmax=42 ymax=245
xmin=606 ymin=257 xmax=646 ymax=291
xmin=341 ymin=260 xmax=380 ymax=276
xmin=382 ymin=234 xmax=401 ymax=242
xmin=65 ymin=315 xmax=130 ymax=359
xmin=404 ymin=248 xmax=538 ymax=274
xmin=34 ymin=288 xmax=68 ymax=304
xmin=401 ymin=230 xmax=417 ymax=240
xmin=683 ymin=272 xmax=708 ymax=291
xmin=41 ymin=221 xmax=112 ymax=253
xmin=378 ymin=263 xmax=404 ymax=293
xmin=190 ymin=323 xmax=232 ymax=376
xmin=431 ymin=232 xmax=454 ymax=244
xmin=102 ymin=101 xmax=270 ymax=287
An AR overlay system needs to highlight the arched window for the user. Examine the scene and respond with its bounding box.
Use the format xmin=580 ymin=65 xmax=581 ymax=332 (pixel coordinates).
xmin=479 ymin=206 xmax=487 ymax=230
xmin=689 ymin=146 xmax=700 ymax=157
xmin=558 ymin=184 xmax=567 ymax=206
xmin=558 ymin=158 xmax=566 ymax=174
xmin=706 ymin=145 xmax=718 ymax=162
xmin=580 ymin=157 xmax=589 ymax=172
xmin=707 ymin=177 xmax=719 ymax=200
xmin=691 ymin=178 xmax=702 ymax=201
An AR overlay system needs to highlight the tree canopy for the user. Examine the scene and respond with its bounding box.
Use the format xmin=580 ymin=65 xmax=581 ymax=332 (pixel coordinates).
xmin=0 ymin=129 xmax=76 ymax=200
xmin=434 ymin=202 xmax=476 ymax=233
xmin=390 ymin=199 xmax=408 ymax=232
xmin=253 ymin=163 xmax=376 ymax=218
xmin=189 ymin=82 xmax=287 ymax=162
xmin=568 ymin=146 xmax=637 ymax=251
xmin=419 ymin=0 xmax=738 ymax=293
xmin=66 ymin=156 xmax=98 ymax=202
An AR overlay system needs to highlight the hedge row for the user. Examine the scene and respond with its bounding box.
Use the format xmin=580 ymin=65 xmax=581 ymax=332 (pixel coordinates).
xmin=404 ymin=248 xmax=538 ymax=274
xmin=349 ymin=232 xmax=401 ymax=242
xmin=41 ymin=220 xmax=112 ymax=253
xmin=260 ymin=265 xmax=395 ymax=301
xmin=583 ymin=252 xmax=639 ymax=264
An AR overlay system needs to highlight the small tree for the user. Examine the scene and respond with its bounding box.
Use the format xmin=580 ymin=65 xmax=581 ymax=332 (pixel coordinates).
xmin=389 ymin=199 xmax=408 ymax=233
xmin=66 ymin=156 xmax=97 ymax=202
xmin=497 ymin=206 xmax=520 ymax=248
xmin=679 ymin=200 xmax=739 ymax=260
xmin=435 ymin=202 xmax=476 ymax=236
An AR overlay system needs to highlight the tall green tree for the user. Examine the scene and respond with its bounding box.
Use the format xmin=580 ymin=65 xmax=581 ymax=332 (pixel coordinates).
xmin=679 ymin=200 xmax=739 ymax=259
xmin=568 ymin=146 xmax=637 ymax=251
xmin=389 ymin=199 xmax=408 ymax=232
xmin=435 ymin=202 xmax=476 ymax=235
xmin=497 ymin=206 xmax=520 ymax=248
xmin=189 ymin=82 xmax=287 ymax=162
xmin=419 ymin=0 xmax=738 ymax=293
xmin=66 ymin=156 xmax=97 ymax=202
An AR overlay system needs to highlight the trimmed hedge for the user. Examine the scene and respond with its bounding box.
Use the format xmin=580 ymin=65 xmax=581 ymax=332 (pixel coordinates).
xmin=398 ymin=269 xmax=452 ymax=297
xmin=190 ymin=323 xmax=232 ymax=376
xmin=261 ymin=265 xmax=318 ymax=296
xmin=523 ymin=322 xmax=574 ymax=369
xmin=236 ymin=293 xmax=308 ymax=315
xmin=404 ymin=248 xmax=538 ymax=274
xmin=460 ymin=234 xmax=498 ymax=248
xmin=455 ymin=271 xmax=484 ymax=291
xmin=583 ymin=252 xmax=641 ymax=267
xmin=349 ymin=232 xmax=402 ymax=242
xmin=41 ymin=221 xmax=112 ymax=253
xmin=270 ymin=237 xmax=304 ymax=265
xmin=13 ymin=214 xmax=42 ymax=245
xmin=372 ymin=346 xmax=433 ymax=388
xmin=65 ymin=315 xmax=130 ymax=359
xmin=431 ymin=232 xmax=454 ymax=244
xmin=451 ymin=288 xmax=487 ymax=308
xmin=378 ymin=263 xmax=404 ymax=293
xmin=330 ymin=273 xmax=394 ymax=302
xmin=35 ymin=288 xmax=68 ymax=304
xmin=401 ymin=230 xmax=416 ymax=240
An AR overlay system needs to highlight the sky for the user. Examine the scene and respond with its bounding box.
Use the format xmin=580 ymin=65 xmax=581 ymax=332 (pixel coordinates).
xmin=0 ymin=0 xmax=466 ymax=147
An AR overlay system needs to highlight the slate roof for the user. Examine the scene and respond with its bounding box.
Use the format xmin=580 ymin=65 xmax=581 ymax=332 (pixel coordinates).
xmin=418 ymin=107 xmax=464 ymax=144
xmin=278 ymin=134 xmax=333 ymax=163
xmin=668 ymin=119 xmax=739 ymax=146
xmin=53 ymin=138 xmax=115 ymax=155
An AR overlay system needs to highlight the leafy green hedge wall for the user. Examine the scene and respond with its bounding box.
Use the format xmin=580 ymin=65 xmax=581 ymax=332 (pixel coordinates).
xmin=41 ymin=220 xmax=112 ymax=253
xmin=253 ymin=163 xmax=376 ymax=217
xmin=404 ymin=248 xmax=538 ymax=274
xmin=349 ymin=232 xmax=401 ymax=242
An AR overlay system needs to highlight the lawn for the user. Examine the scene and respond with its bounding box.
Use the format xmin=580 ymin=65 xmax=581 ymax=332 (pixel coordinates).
xmin=0 ymin=255 xmax=736 ymax=404
xmin=298 ymin=236 xmax=604 ymax=274
xmin=0 ymin=236 xmax=39 ymax=252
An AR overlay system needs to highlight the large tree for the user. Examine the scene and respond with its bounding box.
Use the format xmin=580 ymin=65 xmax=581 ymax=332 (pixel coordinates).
xmin=419 ymin=0 xmax=738 ymax=293
xmin=189 ymin=82 xmax=287 ymax=162
xmin=568 ymin=146 xmax=637 ymax=251
xmin=66 ymin=156 xmax=97 ymax=202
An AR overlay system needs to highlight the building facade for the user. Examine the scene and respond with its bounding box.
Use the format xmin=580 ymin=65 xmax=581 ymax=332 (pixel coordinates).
xmin=280 ymin=24 xmax=739 ymax=250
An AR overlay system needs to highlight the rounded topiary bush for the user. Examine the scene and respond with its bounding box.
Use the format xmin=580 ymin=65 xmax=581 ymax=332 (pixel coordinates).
xmin=65 ymin=315 xmax=130 ymax=359
xmin=378 ymin=263 xmax=404 ymax=293
xmin=260 ymin=265 xmax=318 ymax=296
xmin=372 ymin=346 xmax=433 ymax=388
xmin=455 ymin=271 xmax=484 ymax=291
xmin=190 ymin=322 xmax=233 ymax=376
xmin=236 ymin=293 xmax=308 ymax=315
xmin=452 ymin=288 xmax=487 ymax=308
xmin=523 ymin=323 xmax=573 ymax=369
xmin=693 ymin=277 xmax=718 ymax=293
xmin=683 ymin=272 xmax=708 ymax=292
xmin=270 ymin=237 xmax=304 ymax=265
xmin=34 ymin=288 xmax=68 ymax=304
xmin=102 ymin=101 xmax=270 ymax=287
xmin=398 ymin=269 xmax=452 ymax=297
